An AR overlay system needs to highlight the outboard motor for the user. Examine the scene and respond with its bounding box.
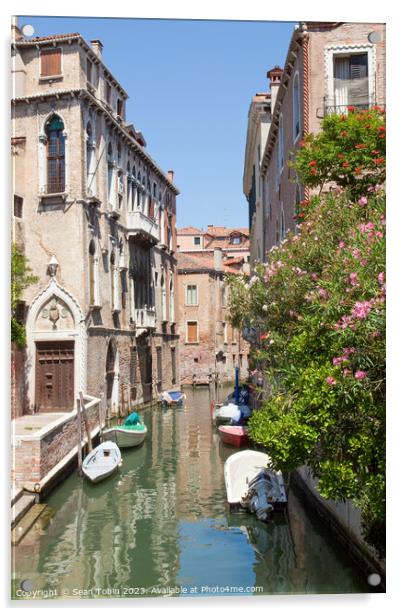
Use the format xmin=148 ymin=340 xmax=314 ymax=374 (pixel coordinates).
xmin=242 ymin=471 xmax=276 ymax=521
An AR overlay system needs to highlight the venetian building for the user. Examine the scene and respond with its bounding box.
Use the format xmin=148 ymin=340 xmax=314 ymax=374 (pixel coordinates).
xmin=11 ymin=21 xmax=180 ymax=417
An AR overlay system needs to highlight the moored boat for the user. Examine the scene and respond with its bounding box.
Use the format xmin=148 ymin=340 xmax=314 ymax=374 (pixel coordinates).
xmin=159 ymin=390 xmax=186 ymax=407
xmin=103 ymin=411 xmax=148 ymax=448
xmin=82 ymin=441 xmax=122 ymax=484
xmin=218 ymin=425 xmax=250 ymax=448
xmin=224 ymin=450 xmax=287 ymax=520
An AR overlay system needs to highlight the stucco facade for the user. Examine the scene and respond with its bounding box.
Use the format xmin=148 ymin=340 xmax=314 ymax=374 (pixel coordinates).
xmin=177 ymin=250 xmax=249 ymax=386
xmin=11 ymin=24 xmax=180 ymax=418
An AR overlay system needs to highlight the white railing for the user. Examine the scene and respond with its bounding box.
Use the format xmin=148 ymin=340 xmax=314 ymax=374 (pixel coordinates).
xmin=135 ymin=307 xmax=156 ymax=329
xmin=127 ymin=211 xmax=159 ymax=243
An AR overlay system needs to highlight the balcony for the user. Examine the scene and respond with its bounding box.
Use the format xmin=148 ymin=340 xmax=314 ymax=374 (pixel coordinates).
xmin=134 ymin=307 xmax=156 ymax=331
xmin=127 ymin=211 xmax=159 ymax=245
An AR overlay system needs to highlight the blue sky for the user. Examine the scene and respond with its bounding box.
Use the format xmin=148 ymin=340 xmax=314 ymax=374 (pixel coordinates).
xmin=19 ymin=16 xmax=295 ymax=229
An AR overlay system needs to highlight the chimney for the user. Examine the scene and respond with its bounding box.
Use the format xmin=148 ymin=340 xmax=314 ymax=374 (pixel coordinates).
xmin=267 ymin=65 xmax=283 ymax=111
xmin=90 ymin=39 xmax=103 ymax=58
xmin=167 ymin=170 xmax=174 ymax=183
xmin=214 ymin=247 xmax=222 ymax=272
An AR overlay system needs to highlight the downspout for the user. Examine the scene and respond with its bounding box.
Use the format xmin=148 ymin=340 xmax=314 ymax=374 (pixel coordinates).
xmin=301 ymin=23 xmax=310 ymax=202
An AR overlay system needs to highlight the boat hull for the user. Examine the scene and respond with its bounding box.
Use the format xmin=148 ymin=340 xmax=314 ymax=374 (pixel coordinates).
xmin=82 ymin=441 xmax=122 ymax=484
xmin=103 ymin=426 xmax=147 ymax=448
xmin=218 ymin=426 xmax=250 ymax=448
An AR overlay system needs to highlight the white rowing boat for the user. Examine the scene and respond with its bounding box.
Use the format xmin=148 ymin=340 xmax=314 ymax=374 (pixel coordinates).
xmin=82 ymin=441 xmax=122 ymax=483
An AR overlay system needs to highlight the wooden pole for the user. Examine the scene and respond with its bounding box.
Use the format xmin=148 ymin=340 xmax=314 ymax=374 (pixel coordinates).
xmin=98 ymin=393 xmax=104 ymax=442
xmin=76 ymin=397 xmax=83 ymax=476
xmin=79 ymin=391 xmax=93 ymax=452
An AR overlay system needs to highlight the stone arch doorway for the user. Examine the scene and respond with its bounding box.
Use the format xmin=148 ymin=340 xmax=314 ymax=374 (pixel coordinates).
xmin=105 ymin=338 xmax=119 ymax=416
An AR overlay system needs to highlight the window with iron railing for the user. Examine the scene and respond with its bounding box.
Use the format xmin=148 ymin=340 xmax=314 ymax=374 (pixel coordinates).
xmin=46 ymin=116 xmax=65 ymax=193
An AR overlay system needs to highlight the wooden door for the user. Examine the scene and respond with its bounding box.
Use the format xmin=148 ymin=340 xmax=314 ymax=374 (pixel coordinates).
xmin=35 ymin=341 xmax=74 ymax=411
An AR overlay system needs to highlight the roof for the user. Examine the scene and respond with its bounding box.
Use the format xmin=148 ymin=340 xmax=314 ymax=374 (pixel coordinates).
xmin=177 ymin=251 xmax=241 ymax=275
xmin=24 ymin=32 xmax=81 ymax=42
xmin=205 ymin=226 xmax=249 ymax=238
xmin=177 ymin=226 xmax=203 ymax=235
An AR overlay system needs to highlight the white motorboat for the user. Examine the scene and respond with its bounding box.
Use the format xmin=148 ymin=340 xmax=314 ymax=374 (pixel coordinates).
xmin=82 ymin=441 xmax=122 ymax=483
xmin=159 ymin=390 xmax=186 ymax=406
xmin=213 ymin=402 xmax=241 ymax=425
xmin=224 ymin=450 xmax=287 ymax=520
xmin=103 ymin=423 xmax=148 ymax=448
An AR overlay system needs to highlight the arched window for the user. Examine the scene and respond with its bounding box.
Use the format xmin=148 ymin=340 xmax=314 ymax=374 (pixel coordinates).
xmin=107 ymin=143 xmax=115 ymax=207
xmin=293 ymin=72 xmax=300 ymax=141
xmin=86 ymin=122 xmax=96 ymax=194
xmin=280 ymin=203 xmax=286 ymax=241
xmin=169 ymin=275 xmax=175 ymax=323
xmin=46 ymin=115 xmax=65 ymax=193
xmin=110 ymin=250 xmax=119 ymax=311
xmin=89 ymin=239 xmax=96 ymax=305
xmin=126 ymin=162 xmax=132 ymax=209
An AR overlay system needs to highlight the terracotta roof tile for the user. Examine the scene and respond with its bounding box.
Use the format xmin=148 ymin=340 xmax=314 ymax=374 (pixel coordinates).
xmin=177 ymin=226 xmax=203 ymax=235
xmin=25 ymin=33 xmax=81 ymax=42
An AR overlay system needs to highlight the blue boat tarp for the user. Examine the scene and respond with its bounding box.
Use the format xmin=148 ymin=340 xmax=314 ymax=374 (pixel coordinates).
xmin=167 ymin=391 xmax=184 ymax=401
xmin=124 ymin=411 xmax=141 ymax=426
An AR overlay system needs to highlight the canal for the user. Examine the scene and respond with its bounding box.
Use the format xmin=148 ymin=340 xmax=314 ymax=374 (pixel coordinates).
xmin=12 ymin=386 xmax=370 ymax=599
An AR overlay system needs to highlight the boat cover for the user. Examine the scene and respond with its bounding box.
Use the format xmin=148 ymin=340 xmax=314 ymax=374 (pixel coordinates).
xmin=167 ymin=390 xmax=184 ymax=401
xmin=124 ymin=411 xmax=140 ymax=426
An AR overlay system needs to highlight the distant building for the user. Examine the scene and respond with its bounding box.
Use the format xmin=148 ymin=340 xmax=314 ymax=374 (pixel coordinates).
xmin=177 ymin=247 xmax=249 ymax=386
xmin=244 ymin=21 xmax=386 ymax=265
xmin=177 ymin=225 xmax=250 ymax=273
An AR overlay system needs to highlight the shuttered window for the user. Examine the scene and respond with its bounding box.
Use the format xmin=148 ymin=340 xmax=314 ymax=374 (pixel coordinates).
xmin=187 ymin=321 xmax=198 ymax=343
xmin=186 ymin=285 xmax=197 ymax=305
xmin=40 ymin=48 xmax=62 ymax=77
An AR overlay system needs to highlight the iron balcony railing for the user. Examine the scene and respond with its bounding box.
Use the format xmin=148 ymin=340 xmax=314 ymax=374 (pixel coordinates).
xmin=323 ymin=101 xmax=384 ymax=117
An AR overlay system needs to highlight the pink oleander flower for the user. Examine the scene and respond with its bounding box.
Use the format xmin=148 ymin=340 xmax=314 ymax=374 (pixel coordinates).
xmin=355 ymin=370 xmax=367 ymax=380
xmin=343 ymin=368 xmax=351 ymax=377
xmin=343 ymin=347 xmax=356 ymax=357
xmin=352 ymin=249 xmax=361 ymax=259
xmin=338 ymin=241 xmax=345 ymax=249
xmin=349 ymin=272 xmax=359 ymax=286
xmin=318 ymin=287 xmax=329 ymax=299
xmin=358 ymin=196 xmax=368 ymax=206
xmin=311 ymin=273 xmax=318 ymax=281
xmin=332 ymin=356 xmax=348 ymax=366
xmin=378 ymin=272 xmax=385 ymax=284
xmin=351 ymin=300 xmax=373 ymax=320
xmin=326 ymin=377 xmax=337 ymax=386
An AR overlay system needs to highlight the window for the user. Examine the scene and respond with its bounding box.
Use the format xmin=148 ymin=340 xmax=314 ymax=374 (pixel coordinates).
xmin=293 ymin=72 xmax=300 ymax=141
xmin=169 ymin=277 xmax=175 ymax=323
xmin=86 ymin=58 xmax=93 ymax=84
xmin=40 ymin=48 xmax=61 ymax=77
xmin=156 ymin=347 xmax=162 ymax=391
xmin=223 ymin=322 xmax=227 ymax=344
xmin=171 ymin=347 xmax=177 ymax=385
xmin=193 ymin=236 xmax=201 ymax=246
xmin=107 ymin=143 xmax=115 ymax=207
xmin=130 ymin=347 xmax=137 ymax=386
xmin=276 ymin=113 xmax=284 ymax=184
xmin=117 ymin=98 xmax=123 ymax=118
xmin=186 ymin=285 xmax=198 ymax=305
xmin=333 ymin=53 xmax=369 ymax=110
xmin=280 ymin=203 xmax=286 ymax=241
xmin=106 ymin=82 xmax=112 ymax=106
xmin=187 ymin=321 xmax=198 ymax=343
xmin=89 ymin=240 xmax=96 ymax=305
xmin=13 ymin=195 xmax=23 ymax=218
xmin=46 ymin=115 xmax=65 ymax=193
xmin=86 ymin=122 xmax=96 ymax=194
xmin=231 ymin=236 xmax=241 ymax=245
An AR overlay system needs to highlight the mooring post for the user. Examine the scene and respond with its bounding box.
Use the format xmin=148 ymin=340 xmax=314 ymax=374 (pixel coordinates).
xmin=80 ymin=391 xmax=93 ymax=452
xmin=76 ymin=397 xmax=83 ymax=476
xmin=235 ymin=366 xmax=240 ymax=404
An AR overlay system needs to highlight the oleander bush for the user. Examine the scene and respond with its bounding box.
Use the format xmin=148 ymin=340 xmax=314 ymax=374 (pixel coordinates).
xmin=228 ymin=108 xmax=386 ymax=557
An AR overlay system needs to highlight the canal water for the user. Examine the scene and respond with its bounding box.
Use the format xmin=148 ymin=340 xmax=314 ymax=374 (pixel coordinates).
xmin=12 ymin=386 xmax=369 ymax=600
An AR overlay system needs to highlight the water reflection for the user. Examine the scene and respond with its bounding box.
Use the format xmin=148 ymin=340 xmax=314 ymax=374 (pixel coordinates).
xmin=12 ymin=386 xmax=367 ymax=599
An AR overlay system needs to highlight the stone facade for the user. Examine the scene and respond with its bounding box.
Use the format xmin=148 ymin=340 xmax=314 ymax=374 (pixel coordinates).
xmin=244 ymin=21 xmax=386 ymax=261
xmin=11 ymin=22 xmax=180 ymax=419
xmin=177 ymin=250 xmax=249 ymax=385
